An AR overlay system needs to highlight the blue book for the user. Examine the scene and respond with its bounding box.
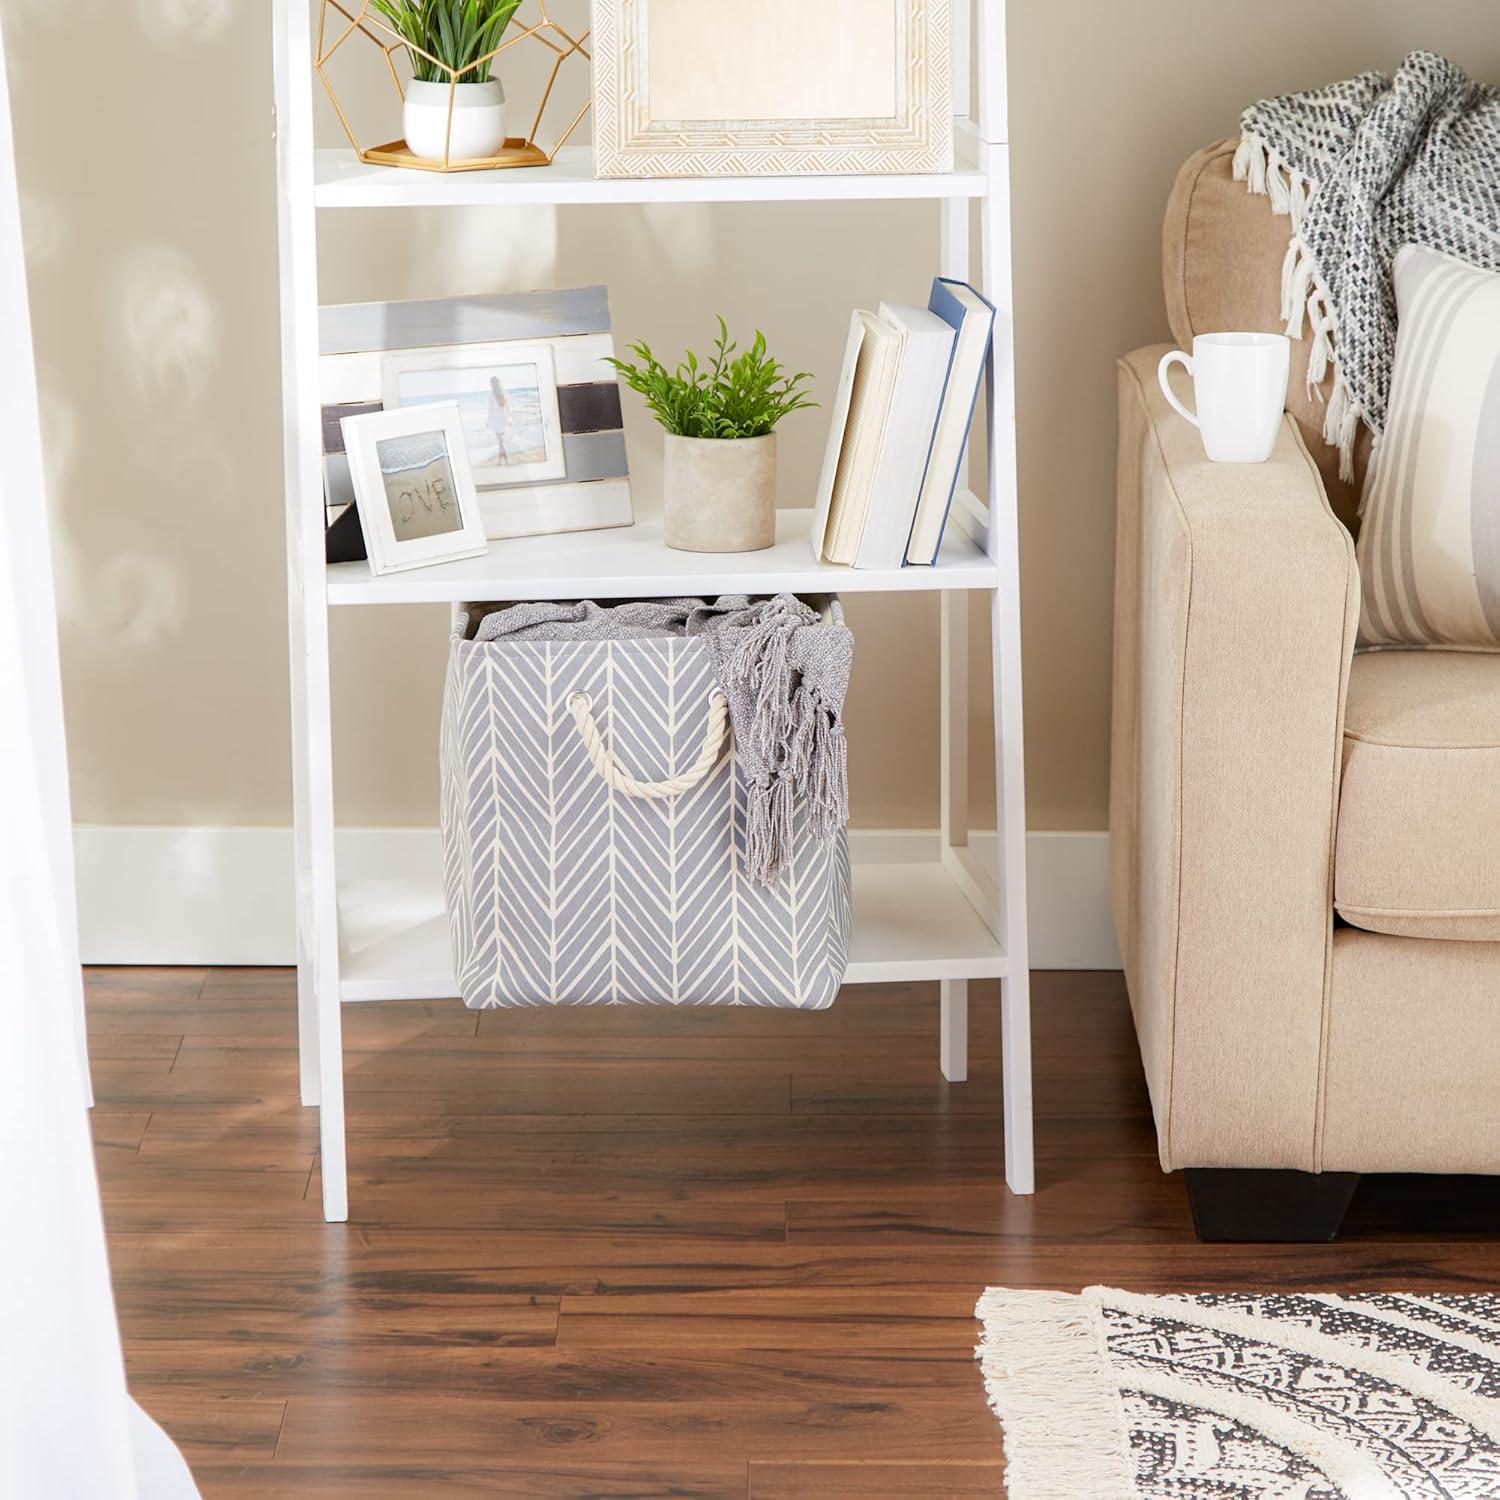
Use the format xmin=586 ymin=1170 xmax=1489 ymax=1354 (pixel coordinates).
xmin=904 ymin=277 xmax=996 ymax=565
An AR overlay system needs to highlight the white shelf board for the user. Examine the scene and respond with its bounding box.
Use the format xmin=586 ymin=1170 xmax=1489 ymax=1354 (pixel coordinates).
xmin=313 ymin=139 xmax=988 ymax=209
xmin=338 ymin=848 xmax=1006 ymax=1003
xmin=326 ymin=509 xmax=998 ymax=605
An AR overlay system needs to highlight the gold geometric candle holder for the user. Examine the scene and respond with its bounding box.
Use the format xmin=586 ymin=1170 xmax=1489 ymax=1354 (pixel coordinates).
xmin=316 ymin=0 xmax=591 ymax=172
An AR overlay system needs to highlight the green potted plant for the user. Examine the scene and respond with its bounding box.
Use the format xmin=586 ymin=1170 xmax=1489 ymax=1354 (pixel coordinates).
xmin=370 ymin=0 xmax=523 ymax=163
xmin=608 ymin=319 xmax=815 ymax=553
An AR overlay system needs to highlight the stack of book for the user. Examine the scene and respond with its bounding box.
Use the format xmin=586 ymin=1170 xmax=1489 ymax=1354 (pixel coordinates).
xmin=809 ymin=277 xmax=995 ymax=569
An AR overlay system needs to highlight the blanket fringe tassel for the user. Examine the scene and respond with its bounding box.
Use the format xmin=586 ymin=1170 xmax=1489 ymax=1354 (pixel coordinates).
xmin=1233 ymin=130 xmax=1363 ymax=482
xmin=973 ymin=1289 xmax=1135 ymax=1499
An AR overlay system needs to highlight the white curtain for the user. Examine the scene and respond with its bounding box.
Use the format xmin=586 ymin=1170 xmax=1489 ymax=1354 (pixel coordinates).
xmin=0 ymin=15 xmax=196 ymax=1497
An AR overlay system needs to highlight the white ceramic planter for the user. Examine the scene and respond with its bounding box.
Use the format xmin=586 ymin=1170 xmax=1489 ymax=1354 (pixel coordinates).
xmin=403 ymin=78 xmax=507 ymax=163
xmin=662 ymin=433 xmax=777 ymax=553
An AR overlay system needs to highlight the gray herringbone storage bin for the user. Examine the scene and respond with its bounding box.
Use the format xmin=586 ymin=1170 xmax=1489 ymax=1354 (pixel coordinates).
xmin=440 ymin=601 xmax=852 ymax=1010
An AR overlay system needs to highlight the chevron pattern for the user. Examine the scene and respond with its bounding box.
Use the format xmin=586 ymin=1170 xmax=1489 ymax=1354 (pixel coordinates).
xmin=441 ymin=626 xmax=851 ymax=1009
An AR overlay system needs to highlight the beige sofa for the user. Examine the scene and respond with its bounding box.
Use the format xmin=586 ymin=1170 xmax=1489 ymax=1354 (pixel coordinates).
xmin=1112 ymin=140 xmax=1500 ymax=1241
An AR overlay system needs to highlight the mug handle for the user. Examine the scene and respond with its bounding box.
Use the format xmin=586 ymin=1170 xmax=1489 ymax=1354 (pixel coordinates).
xmin=1157 ymin=349 xmax=1199 ymax=429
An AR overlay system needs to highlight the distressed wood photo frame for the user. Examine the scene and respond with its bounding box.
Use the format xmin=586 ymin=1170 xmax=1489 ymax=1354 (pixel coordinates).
xmin=592 ymin=0 xmax=952 ymax=178
xmin=319 ymin=287 xmax=634 ymax=548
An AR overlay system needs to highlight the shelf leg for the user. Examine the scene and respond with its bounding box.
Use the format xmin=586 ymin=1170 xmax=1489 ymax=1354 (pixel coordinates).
xmin=940 ymin=979 xmax=969 ymax=1082
xmin=940 ymin=595 xmax=970 ymax=855
xmin=993 ymin=580 xmax=1034 ymax=1194
xmin=305 ymin=545 xmax=347 ymax=1211
xmin=939 ymin=593 xmax=971 ymax=1083
xmin=274 ymin=0 xmax=348 ymax=1221
xmin=317 ymin=986 xmax=349 ymax=1222
xmin=938 ymin=199 xmax=971 ymax=865
xmin=983 ymin=149 xmax=1035 ymax=1197
xmin=938 ymin=197 xmax=972 ymax=505
xmin=938 ymin=190 xmax=977 ymax=1086
xmin=306 ymin=617 xmax=347 ymax=1221
xmin=293 ymin=727 xmax=319 ymax=1106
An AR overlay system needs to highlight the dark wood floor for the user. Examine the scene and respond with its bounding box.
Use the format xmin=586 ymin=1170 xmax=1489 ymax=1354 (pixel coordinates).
xmin=87 ymin=968 xmax=1500 ymax=1497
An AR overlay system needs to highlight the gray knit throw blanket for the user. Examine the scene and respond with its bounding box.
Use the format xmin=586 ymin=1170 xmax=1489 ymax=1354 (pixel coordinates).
xmin=474 ymin=594 xmax=853 ymax=887
xmin=1234 ymin=51 xmax=1500 ymax=479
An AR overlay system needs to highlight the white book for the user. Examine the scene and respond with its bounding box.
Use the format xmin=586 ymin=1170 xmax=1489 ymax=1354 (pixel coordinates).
xmin=809 ymin=311 xmax=868 ymax=561
xmin=852 ymin=303 xmax=956 ymax=570
xmin=810 ymin=310 xmax=904 ymax=565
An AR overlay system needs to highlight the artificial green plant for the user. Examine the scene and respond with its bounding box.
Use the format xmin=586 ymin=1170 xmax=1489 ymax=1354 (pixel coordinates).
xmin=369 ymin=0 xmax=524 ymax=83
xmin=607 ymin=319 xmax=816 ymax=440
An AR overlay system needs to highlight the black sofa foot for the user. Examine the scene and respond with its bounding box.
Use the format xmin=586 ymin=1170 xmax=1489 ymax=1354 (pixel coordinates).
xmin=1185 ymin=1169 xmax=1360 ymax=1243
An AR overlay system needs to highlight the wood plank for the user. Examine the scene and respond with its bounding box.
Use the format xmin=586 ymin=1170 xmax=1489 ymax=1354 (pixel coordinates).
xmin=273 ymin=1393 xmax=1000 ymax=1465
xmin=136 ymin=1111 xmax=318 ymax=1173
xmin=785 ymin=1172 xmax=1198 ymax=1245
xmin=557 ymin=1288 xmax=982 ymax=1354
xmin=751 ymin=1461 xmax=1005 ymax=1498
xmin=89 ymin=1109 xmax=152 ymax=1154
xmin=101 ymin=1227 xmax=1500 ymax=1296
xmin=292 ymin=1114 xmax=1018 ymax=1201
xmin=182 ymin=1462 xmax=747 ymax=1498
xmin=113 ymin=1271 xmax=558 ymax=1349
xmin=122 ymin=1344 xmax=977 ymax=1400
xmin=301 ymin=1164 xmax=790 ymax=1236
xmin=84 ymin=967 xmax=206 ymax=1006
xmin=231 ymin=1031 xmax=1006 ymax=1066
xmin=96 ymin=1166 xmax=318 ymax=1230
xmin=83 ymin=1033 xmax=183 ymax=1065
xmin=88 ymin=1000 xmax=478 ymax=1042
xmin=137 ymin=1395 xmax=288 ymax=1461
xmin=161 ymin=1045 xmax=793 ymax=1117
xmin=791 ymin=1067 xmax=1151 ymax=1118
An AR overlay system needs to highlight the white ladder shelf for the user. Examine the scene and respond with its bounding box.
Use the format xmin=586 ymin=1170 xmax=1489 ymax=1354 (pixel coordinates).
xmin=271 ymin=0 xmax=1033 ymax=1223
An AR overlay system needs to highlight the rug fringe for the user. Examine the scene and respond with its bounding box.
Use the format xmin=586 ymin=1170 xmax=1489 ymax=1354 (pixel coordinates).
xmin=974 ymin=1289 xmax=1134 ymax=1499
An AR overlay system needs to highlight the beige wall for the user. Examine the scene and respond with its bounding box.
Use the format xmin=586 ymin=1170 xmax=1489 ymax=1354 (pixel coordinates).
xmin=6 ymin=1 xmax=1500 ymax=834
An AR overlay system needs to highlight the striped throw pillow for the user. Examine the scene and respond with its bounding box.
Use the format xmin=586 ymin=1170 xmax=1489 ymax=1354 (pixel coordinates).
xmin=1358 ymin=247 xmax=1500 ymax=649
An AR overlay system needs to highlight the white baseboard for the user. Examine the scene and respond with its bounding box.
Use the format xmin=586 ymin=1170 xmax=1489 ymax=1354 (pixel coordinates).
xmin=73 ymin=825 xmax=1120 ymax=971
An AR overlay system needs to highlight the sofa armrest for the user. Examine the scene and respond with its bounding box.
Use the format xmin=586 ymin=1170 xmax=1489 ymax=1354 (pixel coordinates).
xmin=1112 ymin=345 xmax=1359 ymax=1172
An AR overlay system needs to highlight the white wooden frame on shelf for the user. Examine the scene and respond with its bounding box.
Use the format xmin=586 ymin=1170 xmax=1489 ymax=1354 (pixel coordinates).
xmin=273 ymin=0 xmax=1031 ymax=1223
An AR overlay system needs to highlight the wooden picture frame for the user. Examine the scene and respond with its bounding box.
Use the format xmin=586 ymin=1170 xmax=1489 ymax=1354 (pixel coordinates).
xmin=342 ymin=403 xmax=490 ymax=575
xmin=592 ymin=0 xmax=952 ymax=179
xmin=319 ymin=287 xmax=634 ymax=545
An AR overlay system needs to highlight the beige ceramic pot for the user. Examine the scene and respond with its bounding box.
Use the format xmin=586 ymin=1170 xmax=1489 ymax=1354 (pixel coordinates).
xmin=662 ymin=433 xmax=777 ymax=553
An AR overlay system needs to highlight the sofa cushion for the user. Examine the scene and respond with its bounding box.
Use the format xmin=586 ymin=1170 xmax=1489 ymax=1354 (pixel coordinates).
xmin=1163 ymin=139 xmax=1372 ymax=529
xmin=1336 ymin=650 xmax=1500 ymax=939
xmin=1323 ymin=926 xmax=1500 ymax=1172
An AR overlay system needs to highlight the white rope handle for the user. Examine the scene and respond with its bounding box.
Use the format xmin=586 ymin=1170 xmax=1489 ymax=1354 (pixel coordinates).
xmin=567 ymin=690 xmax=730 ymax=800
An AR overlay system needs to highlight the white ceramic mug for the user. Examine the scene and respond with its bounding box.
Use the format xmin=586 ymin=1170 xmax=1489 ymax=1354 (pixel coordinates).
xmin=1157 ymin=332 xmax=1290 ymax=463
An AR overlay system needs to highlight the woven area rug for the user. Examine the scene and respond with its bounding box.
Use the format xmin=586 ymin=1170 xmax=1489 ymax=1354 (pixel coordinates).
xmin=975 ymin=1287 xmax=1500 ymax=1498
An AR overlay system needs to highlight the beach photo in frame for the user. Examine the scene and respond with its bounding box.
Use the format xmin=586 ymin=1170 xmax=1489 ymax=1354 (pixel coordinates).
xmin=319 ymin=286 xmax=634 ymax=548
xmin=341 ymin=403 xmax=490 ymax=575
xmin=383 ymin=343 xmax=568 ymax=488
xmin=592 ymin=0 xmax=951 ymax=178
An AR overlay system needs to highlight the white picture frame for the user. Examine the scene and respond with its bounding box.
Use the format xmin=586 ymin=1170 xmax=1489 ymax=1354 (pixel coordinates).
xmin=342 ymin=403 xmax=490 ymax=575
xmin=382 ymin=343 xmax=568 ymax=490
xmin=592 ymin=0 xmax=952 ymax=178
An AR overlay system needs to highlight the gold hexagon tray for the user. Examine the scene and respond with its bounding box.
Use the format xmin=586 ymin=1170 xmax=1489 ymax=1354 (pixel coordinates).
xmin=361 ymin=137 xmax=550 ymax=173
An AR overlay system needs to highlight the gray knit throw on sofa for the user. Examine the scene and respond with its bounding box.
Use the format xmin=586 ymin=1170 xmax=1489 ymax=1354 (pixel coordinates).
xmin=1234 ymin=50 xmax=1500 ymax=479
xmin=475 ymin=594 xmax=852 ymax=887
